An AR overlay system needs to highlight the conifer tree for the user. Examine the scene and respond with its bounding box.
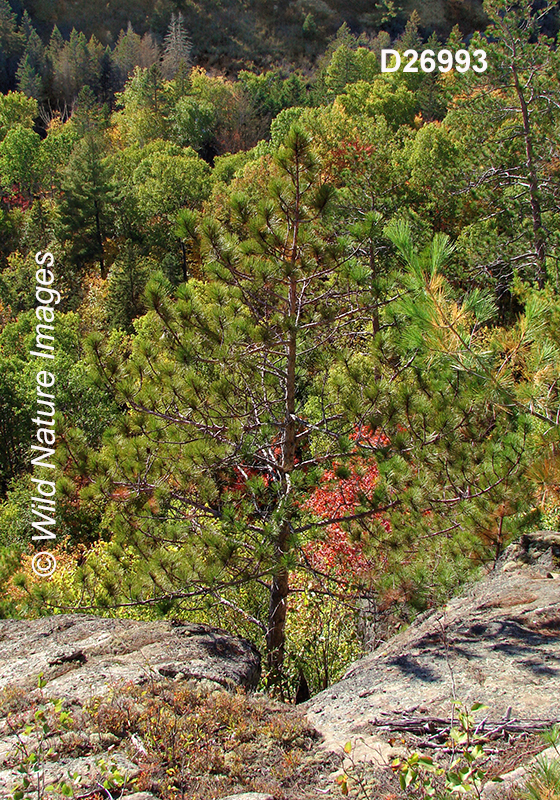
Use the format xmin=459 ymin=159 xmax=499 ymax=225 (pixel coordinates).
xmin=47 ymin=25 xmax=64 ymax=62
xmin=13 ymin=13 xmax=46 ymax=101
xmin=396 ymin=9 xmax=422 ymax=50
xmin=58 ymin=89 xmax=116 ymax=276
xmin=450 ymin=0 xmax=560 ymax=291
xmin=113 ymin=23 xmax=159 ymax=88
xmin=82 ymin=127 xmax=381 ymax=686
xmin=15 ymin=55 xmax=42 ymax=100
xmin=20 ymin=11 xmax=43 ymax=59
xmin=50 ymin=29 xmax=104 ymax=105
xmin=0 ymin=0 xmax=23 ymax=91
xmin=162 ymin=12 xmax=192 ymax=80
xmin=0 ymin=0 xmax=21 ymax=55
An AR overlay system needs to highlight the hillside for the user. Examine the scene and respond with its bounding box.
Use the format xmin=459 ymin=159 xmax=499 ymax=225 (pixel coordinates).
xmin=12 ymin=0 xmax=489 ymax=68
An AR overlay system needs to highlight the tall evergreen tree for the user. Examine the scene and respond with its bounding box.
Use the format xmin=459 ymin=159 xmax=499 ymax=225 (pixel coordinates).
xmin=58 ymin=89 xmax=116 ymax=276
xmin=15 ymin=55 xmax=42 ymax=100
xmin=15 ymin=14 xmax=46 ymax=100
xmin=113 ymin=23 xmax=159 ymax=88
xmin=0 ymin=0 xmax=23 ymax=91
xmin=162 ymin=12 xmax=192 ymax=80
xmin=51 ymin=29 xmax=104 ymax=106
xmin=81 ymin=128 xmax=382 ymax=687
xmin=449 ymin=0 xmax=560 ymax=292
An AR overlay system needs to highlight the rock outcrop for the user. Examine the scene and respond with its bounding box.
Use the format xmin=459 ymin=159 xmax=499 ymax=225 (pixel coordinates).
xmin=306 ymin=531 xmax=560 ymax=767
xmin=0 ymin=614 xmax=261 ymax=699
xmin=0 ymin=616 xmax=270 ymax=798
xmin=2 ymin=532 xmax=560 ymax=798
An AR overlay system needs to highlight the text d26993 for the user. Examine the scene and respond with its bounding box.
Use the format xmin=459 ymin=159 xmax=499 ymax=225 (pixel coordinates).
xmin=381 ymin=49 xmax=487 ymax=73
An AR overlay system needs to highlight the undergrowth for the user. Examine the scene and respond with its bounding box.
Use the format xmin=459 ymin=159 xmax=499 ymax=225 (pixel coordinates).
xmin=0 ymin=676 xmax=337 ymax=799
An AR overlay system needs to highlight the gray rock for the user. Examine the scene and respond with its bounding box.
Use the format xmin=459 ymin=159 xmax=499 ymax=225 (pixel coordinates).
xmin=0 ymin=614 xmax=261 ymax=701
xmin=481 ymin=745 xmax=560 ymax=798
xmin=0 ymin=752 xmax=139 ymax=797
xmin=306 ymin=531 xmax=560 ymax=762
xmin=218 ymin=794 xmax=275 ymax=800
xmin=121 ymin=794 xmax=160 ymax=800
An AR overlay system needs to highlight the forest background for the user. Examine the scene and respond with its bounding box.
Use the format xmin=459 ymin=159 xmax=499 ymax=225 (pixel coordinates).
xmin=1 ymin=0 xmax=560 ymax=698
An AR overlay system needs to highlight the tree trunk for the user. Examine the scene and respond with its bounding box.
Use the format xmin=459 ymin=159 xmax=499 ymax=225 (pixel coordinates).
xmin=266 ymin=519 xmax=291 ymax=687
xmin=93 ymin=198 xmax=106 ymax=278
xmin=266 ymin=156 xmax=300 ymax=684
xmin=266 ymin=288 xmax=297 ymax=687
xmin=180 ymin=241 xmax=188 ymax=282
xmin=370 ymin=240 xmax=379 ymax=335
xmin=511 ymin=64 xmax=546 ymax=289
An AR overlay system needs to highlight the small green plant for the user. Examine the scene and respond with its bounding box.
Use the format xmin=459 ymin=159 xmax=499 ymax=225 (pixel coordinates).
xmin=392 ymin=702 xmax=503 ymax=799
xmin=7 ymin=674 xmax=128 ymax=800
xmin=392 ymin=749 xmax=444 ymax=798
xmin=521 ymin=756 xmax=560 ymax=800
xmin=518 ymin=724 xmax=560 ymax=800
xmin=8 ymin=673 xmax=74 ymax=800
xmin=541 ymin=724 xmax=560 ymax=754
xmin=337 ymin=702 xmax=502 ymax=799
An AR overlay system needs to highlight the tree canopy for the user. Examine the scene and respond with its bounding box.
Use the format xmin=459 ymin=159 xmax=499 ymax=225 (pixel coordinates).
xmin=1 ymin=0 xmax=560 ymax=698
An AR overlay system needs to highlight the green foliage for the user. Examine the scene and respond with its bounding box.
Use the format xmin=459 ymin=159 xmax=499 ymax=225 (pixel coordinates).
xmin=1 ymin=0 xmax=560 ymax=710
xmin=339 ymin=702 xmax=501 ymax=799
xmin=0 ymin=92 xmax=37 ymax=142
xmin=130 ymin=140 xmax=211 ymax=217
xmin=171 ymin=95 xmax=218 ymax=152
xmin=270 ymin=107 xmax=307 ymax=148
xmin=50 ymin=29 xmax=105 ymax=105
xmin=239 ymin=69 xmax=309 ymax=118
xmin=59 ymin=126 xmax=386 ymax=689
xmin=6 ymin=674 xmax=128 ymax=800
xmin=58 ymin=127 xmax=116 ymax=276
xmin=0 ymin=125 xmax=42 ymax=195
xmin=323 ymin=44 xmax=380 ymax=96
xmin=285 ymin=581 xmax=363 ymax=694
xmin=521 ymin=757 xmax=560 ymax=800
xmin=112 ymin=23 xmax=159 ymax=88
xmin=105 ymin=246 xmax=152 ymax=330
xmin=0 ymin=478 xmax=32 ymax=548
xmin=0 ymin=0 xmax=23 ymax=62
xmin=337 ymin=78 xmax=418 ymax=128
xmin=518 ymin=724 xmax=560 ymax=800
xmin=15 ymin=56 xmax=43 ymax=101
xmin=112 ymin=64 xmax=170 ymax=146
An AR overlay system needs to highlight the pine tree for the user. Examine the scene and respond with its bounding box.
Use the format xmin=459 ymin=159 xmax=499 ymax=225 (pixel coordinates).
xmin=106 ymin=243 xmax=150 ymax=330
xmin=20 ymin=12 xmax=45 ymax=71
xmin=0 ymin=0 xmax=24 ymax=92
xmin=113 ymin=23 xmax=159 ymax=88
xmin=58 ymin=89 xmax=116 ymax=276
xmin=81 ymin=127 xmax=381 ymax=687
xmin=0 ymin=0 xmax=21 ymax=56
xmin=162 ymin=12 xmax=192 ymax=80
xmin=48 ymin=25 xmax=64 ymax=60
xmin=98 ymin=45 xmax=116 ymax=104
xmin=16 ymin=55 xmax=42 ymax=100
xmin=51 ymin=29 xmax=103 ymax=106
xmin=14 ymin=12 xmax=45 ymax=100
xmin=396 ymin=9 xmax=422 ymax=50
xmin=449 ymin=0 xmax=560 ymax=291
xmin=0 ymin=354 xmax=31 ymax=495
